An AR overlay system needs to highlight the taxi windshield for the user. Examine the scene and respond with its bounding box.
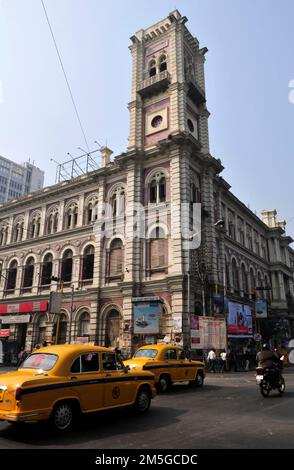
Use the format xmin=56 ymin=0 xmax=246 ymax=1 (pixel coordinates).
xmin=134 ymin=349 xmax=158 ymax=359
xmin=20 ymin=353 xmax=58 ymax=371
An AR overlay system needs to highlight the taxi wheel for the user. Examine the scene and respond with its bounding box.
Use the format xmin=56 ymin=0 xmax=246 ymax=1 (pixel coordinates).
xmin=51 ymin=401 xmax=76 ymax=432
xmin=157 ymin=375 xmax=171 ymax=393
xmin=189 ymin=372 xmax=204 ymax=388
xmin=133 ymin=388 xmax=151 ymax=414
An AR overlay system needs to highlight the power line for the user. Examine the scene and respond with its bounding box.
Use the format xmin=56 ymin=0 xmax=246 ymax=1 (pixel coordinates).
xmin=40 ymin=0 xmax=90 ymax=152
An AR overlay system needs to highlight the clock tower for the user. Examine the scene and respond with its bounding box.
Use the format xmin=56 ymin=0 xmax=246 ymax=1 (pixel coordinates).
xmin=127 ymin=10 xmax=210 ymax=154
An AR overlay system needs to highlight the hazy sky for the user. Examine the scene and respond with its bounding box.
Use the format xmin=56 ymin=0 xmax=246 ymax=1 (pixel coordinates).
xmin=0 ymin=0 xmax=293 ymax=236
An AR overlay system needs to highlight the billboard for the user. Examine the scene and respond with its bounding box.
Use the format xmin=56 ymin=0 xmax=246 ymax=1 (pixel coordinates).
xmin=133 ymin=300 xmax=160 ymax=335
xmin=255 ymin=299 xmax=268 ymax=319
xmin=227 ymin=302 xmax=253 ymax=337
xmin=191 ymin=315 xmax=226 ymax=350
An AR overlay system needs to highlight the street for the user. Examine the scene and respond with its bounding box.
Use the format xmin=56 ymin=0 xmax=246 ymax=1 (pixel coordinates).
xmin=0 ymin=369 xmax=294 ymax=449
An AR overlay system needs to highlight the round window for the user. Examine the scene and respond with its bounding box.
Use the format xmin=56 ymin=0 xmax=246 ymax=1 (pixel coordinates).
xmin=151 ymin=115 xmax=163 ymax=128
xmin=187 ymin=119 xmax=194 ymax=133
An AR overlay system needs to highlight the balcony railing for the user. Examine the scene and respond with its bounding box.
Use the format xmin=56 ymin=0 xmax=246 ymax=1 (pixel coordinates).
xmin=138 ymin=70 xmax=171 ymax=97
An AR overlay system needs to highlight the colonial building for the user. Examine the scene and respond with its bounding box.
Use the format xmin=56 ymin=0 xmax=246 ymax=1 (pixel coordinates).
xmin=0 ymin=10 xmax=293 ymax=363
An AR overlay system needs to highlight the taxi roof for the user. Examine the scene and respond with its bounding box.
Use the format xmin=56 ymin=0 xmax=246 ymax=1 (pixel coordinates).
xmin=35 ymin=344 xmax=112 ymax=355
xmin=136 ymin=344 xmax=182 ymax=351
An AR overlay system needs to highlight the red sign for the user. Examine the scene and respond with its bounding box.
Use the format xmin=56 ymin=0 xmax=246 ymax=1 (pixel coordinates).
xmin=0 ymin=301 xmax=48 ymax=315
xmin=0 ymin=329 xmax=10 ymax=338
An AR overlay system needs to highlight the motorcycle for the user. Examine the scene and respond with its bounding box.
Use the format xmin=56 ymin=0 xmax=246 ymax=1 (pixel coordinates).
xmin=256 ymin=357 xmax=285 ymax=397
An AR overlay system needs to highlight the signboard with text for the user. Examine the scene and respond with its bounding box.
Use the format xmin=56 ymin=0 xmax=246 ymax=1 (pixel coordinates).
xmin=191 ymin=316 xmax=226 ymax=350
xmin=255 ymin=299 xmax=268 ymax=319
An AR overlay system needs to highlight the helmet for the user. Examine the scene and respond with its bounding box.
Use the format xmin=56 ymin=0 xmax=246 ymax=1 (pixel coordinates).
xmin=262 ymin=343 xmax=269 ymax=350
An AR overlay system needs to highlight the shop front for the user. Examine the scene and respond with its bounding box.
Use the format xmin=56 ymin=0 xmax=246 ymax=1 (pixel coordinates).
xmin=0 ymin=301 xmax=48 ymax=365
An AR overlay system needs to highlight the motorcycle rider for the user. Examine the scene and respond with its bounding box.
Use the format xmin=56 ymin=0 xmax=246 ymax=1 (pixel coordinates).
xmin=256 ymin=343 xmax=281 ymax=384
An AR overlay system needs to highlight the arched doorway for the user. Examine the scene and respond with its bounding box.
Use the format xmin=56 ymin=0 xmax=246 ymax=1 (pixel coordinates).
xmin=104 ymin=309 xmax=121 ymax=348
xmin=58 ymin=313 xmax=68 ymax=344
xmin=36 ymin=314 xmax=47 ymax=346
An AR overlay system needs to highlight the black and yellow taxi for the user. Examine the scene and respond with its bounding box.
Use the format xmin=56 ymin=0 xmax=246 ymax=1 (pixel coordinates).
xmin=124 ymin=344 xmax=205 ymax=392
xmin=0 ymin=344 xmax=156 ymax=431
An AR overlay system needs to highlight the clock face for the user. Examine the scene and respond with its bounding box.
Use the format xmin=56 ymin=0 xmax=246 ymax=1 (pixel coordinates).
xmin=151 ymin=115 xmax=163 ymax=128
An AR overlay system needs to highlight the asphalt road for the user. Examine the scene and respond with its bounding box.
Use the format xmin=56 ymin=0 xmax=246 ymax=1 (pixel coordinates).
xmin=0 ymin=369 xmax=294 ymax=449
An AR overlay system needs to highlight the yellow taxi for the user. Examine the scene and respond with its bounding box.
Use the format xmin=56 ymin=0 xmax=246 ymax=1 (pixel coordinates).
xmin=124 ymin=344 xmax=205 ymax=392
xmin=0 ymin=344 xmax=156 ymax=432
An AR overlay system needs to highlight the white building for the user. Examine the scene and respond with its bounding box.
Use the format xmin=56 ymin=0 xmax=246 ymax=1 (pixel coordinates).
xmin=0 ymin=156 xmax=44 ymax=203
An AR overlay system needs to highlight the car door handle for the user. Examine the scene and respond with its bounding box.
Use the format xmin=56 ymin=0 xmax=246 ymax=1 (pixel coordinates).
xmin=105 ymin=373 xmax=112 ymax=377
xmin=70 ymin=376 xmax=78 ymax=380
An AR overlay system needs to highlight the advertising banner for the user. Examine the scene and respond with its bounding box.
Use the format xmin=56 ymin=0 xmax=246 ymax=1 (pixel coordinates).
xmin=227 ymin=302 xmax=253 ymax=337
xmin=0 ymin=301 xmax=48 ymax=315
xmin=191 ymin=315 xmax=226 ymax=350
xmin=255 ymin=299 xmax=268 ymax=319
xmin=0 ymin=329 xmax=10 ymax=338
xmin=133 ymin=301 xmax=160 ymax=335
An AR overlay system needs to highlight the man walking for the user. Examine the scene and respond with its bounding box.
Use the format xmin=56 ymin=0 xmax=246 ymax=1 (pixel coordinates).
xmin=207 ymin=348 xmax=216 ymax=373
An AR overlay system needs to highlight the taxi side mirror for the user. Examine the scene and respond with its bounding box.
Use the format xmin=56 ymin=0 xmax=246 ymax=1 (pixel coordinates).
xmin=124 ymin=365 xmax=130 ymax=373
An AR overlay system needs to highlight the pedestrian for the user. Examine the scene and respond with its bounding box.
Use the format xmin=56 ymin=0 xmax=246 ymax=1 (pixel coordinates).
xmin=228 ymin=350 xmax=238 ymax=372
xmin=207 ymin=348 xmax=216 ymax=373
xmin=220 ymin=350 xmax=227 ymax=373
xmin=244 ymin=349 xmax=251 ymax=371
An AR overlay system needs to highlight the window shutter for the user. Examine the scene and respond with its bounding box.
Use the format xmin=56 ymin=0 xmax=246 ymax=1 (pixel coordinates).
xmin=110 ymin=248 xmax=122 ymax=275
xmin=151 ymin=239 xmax=166 ymax=268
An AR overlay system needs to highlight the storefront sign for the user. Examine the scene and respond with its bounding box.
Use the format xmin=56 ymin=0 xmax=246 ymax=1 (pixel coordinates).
xmin=3 ymin=315 xmax=30 ymax=324
xmin=133 ymin=301 xmax=161 ymax=335
xmin=0 ymin=301 xmax=48 ymax=315
xmin=0 ymin=329 xmax=10 ymax=338
xmin=255 ymin=300 xmax=268 ymax=319
xmin=227 ymin=302 xmax=253 ymax=338
xmin=191 ymin=316 xmax=226 ymax=350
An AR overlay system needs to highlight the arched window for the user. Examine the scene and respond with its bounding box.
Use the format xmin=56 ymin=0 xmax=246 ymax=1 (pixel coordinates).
xmin=6 ymin=260 xmax=18 ymax=293
xmin=81 ymin=245 xmax=94 ymax=282
xmin=22 ymin=257 xmax=34 ymax=291
xmin=150 ymin=227 xmax=168 ymax=270
xmin=41 ymin=253 xmax=53 ymax=287
xmin=110 ymin=187 xmax=125 ymax=218
xmin=149 ymin=172 xmax=166 ymax=204
xmin=65 ymin=203 xmax=78 ymax=229
xmin=13 ymin=219 xmax=24 ymax=243
xmin=250 ymin=268 xmax=255 ymax=295
xmin=159 ymin=54 xmax=167 ymax=73
xmin=241 ymin=264 xmax=248 ymax=296
xmin=47 ymin=209 xmax=59 ymax=235
xmin=232 ymin=259 xmax=239 ymax=293
xmin=228 ymin=211 xmax=236 ymax=240
xmin=78 ymin=312 xmax=90 ymax=337
xmin=61 ymin=250 xmax=73 ymax=284
xmin=0 ymin=224 xmax=8 ymax=246
xmin=86 ymin=197 xmax=98 ymax=224
xmin=109 ymin=239 xmax=123 ymax=278
xmin=30 ymin=214 xmax=41 ymax=239
xmin=247 ymin=226 xmax=253 ymax=251
xmin=225 ymin=259 xmax=230 ymax=292
xmin=149 ymin=59 xmax=157 ymax=77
